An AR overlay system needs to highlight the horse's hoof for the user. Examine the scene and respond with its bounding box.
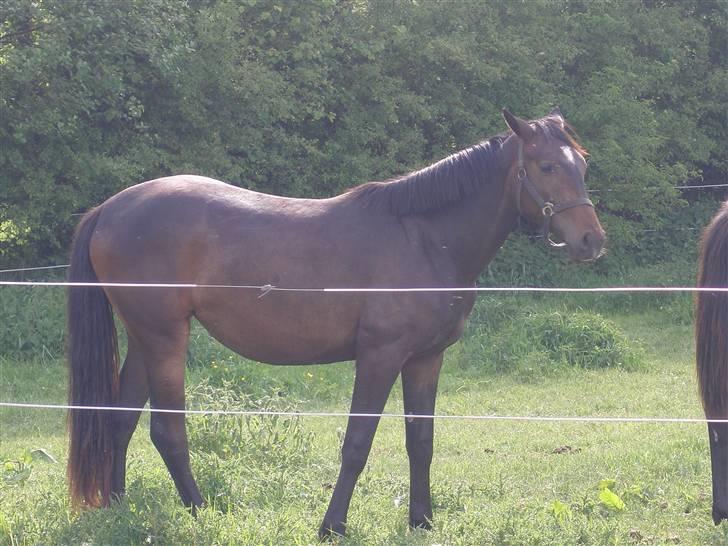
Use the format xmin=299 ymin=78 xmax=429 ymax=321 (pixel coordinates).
xmin=713 ymin=509 xmax=728 ymax=525
xmin=318 ymin=521 xmax=346 ymax=541
xmin=409 ymin=517 xmax=432 ymax=530
xmin=186 ymin=500 xmax=205 ymax=518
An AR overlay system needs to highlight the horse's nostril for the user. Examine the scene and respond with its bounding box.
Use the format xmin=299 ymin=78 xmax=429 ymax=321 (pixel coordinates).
xmin=582 ymin=231 xmax=596 ymax=252
xmin=582 ymin=232 xmax=591 ymax=249
xmin=583 ymin=230 xmax=605 ymax=250
xmin=578 ymin=230 xmax=605 ymax=260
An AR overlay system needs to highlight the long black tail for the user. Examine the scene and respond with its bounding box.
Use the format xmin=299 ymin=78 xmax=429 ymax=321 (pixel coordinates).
xmin=696 ymin=202 xmax=728 ymax=418
xmin=67 ymin=205 xmax=119 ymax=507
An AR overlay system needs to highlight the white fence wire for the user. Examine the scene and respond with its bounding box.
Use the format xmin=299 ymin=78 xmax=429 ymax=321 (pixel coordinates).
xmin=0 ymin=264 xmax=716 ymax=425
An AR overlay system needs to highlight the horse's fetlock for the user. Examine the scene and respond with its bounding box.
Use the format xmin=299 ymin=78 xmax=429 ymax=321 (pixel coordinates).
xmin=318 ymin=520 xmax=346 ymax=541
xmin=409 ymin=516 xmax=433 ymax=531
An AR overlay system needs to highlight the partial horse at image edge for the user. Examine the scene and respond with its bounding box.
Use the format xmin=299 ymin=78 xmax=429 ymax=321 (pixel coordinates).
xmin=696 ymin=201 xmax=728 ymax=525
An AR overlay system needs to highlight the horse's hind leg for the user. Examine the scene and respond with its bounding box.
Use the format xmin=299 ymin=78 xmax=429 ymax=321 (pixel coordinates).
xmin=129 ymin=319 xmax=203 ymax=509
xmin=110 ymin=337 xmax=150 ymax=500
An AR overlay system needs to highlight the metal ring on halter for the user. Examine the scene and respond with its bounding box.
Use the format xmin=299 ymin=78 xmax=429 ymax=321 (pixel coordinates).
xmin=547 ymin=236 xmax=567 ymax=248
xmin=542 ymin=203 xmax=555 ymax=217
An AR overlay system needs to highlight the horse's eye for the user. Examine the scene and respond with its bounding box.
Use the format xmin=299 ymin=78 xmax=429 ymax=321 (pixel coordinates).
xmin=540 ymin=164 xmax=556 ymax=174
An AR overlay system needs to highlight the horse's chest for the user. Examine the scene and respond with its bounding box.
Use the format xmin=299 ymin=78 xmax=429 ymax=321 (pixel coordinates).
xmin=428 ymin=293 xmax=476 ymax=347
xmin=367 ymin=291 xmax=475 ymax=354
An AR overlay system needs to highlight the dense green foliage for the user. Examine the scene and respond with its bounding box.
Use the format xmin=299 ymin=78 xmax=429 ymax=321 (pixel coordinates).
xmin=1 ymin=0 xmax=726 ymax=277
xmin=0 ymin=285 xmax=64 ymax=360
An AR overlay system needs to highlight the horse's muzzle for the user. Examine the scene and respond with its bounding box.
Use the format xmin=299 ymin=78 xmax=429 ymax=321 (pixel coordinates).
xmin=567 ymin=228 xmax=606 ymax=262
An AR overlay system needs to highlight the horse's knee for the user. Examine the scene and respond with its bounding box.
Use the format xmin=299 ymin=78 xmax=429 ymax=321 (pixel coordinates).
xmin=340 ymin=442 xmax=369 ymax=476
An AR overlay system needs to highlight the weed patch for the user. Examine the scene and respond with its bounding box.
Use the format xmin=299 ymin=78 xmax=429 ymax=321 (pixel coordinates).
xmin=186 ymin=379 xmax=313 ymax=464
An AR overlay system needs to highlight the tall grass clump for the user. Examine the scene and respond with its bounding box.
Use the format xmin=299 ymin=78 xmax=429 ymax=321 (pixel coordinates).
xmin=557 ymin=261 xmax=696 ymax=323
xmin=459 ymin=296 xmax=644 ymax=382
xmin=529 ymin=311 xmax=643 ymax=370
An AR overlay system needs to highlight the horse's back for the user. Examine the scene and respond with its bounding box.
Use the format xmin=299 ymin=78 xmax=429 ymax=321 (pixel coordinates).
xmin=95 ymin=174 xmax=330 ymax=228
xmin=91 ymin=174 xmax=346 ymax=263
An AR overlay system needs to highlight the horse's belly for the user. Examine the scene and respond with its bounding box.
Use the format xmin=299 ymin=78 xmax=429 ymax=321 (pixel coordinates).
xmin=204 ymin=325 xmax=356 ymax=365
xmin=193 ymin=291 xmax=360 ymax=365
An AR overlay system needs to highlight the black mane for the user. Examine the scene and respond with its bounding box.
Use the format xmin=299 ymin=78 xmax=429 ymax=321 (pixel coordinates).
xmin=348 ymin=135 xmax=507 ymax=215
xmin=347 ymin=116 xmax=586 ymax=216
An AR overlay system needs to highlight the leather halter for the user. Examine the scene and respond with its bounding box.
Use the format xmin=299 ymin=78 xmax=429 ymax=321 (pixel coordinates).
xmin=515 ymin=139 xmax=594 ymax=248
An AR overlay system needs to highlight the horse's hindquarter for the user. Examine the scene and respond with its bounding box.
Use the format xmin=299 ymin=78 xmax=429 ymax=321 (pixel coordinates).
xmin=90 ymin=176 xmax=475 ymax=365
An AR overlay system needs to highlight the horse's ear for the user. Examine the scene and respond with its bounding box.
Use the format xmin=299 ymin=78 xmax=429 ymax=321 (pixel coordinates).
xmin=549 ymin=106 xmax=564 ymax=119
xmin=502 ymin=108 xmax=536 ymax=141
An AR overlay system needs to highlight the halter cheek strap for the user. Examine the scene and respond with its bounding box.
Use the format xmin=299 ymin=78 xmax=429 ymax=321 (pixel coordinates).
xmin=515 ymin=140 xmax=594 ymax=248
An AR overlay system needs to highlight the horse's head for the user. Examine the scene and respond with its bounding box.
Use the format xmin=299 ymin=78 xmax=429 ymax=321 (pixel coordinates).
xmin=503 ymin=108 xmax=605 ymax=262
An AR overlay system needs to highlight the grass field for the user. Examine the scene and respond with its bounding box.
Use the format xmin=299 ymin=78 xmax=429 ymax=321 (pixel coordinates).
xmin=1 ymin=292 xmax=727 ymax=545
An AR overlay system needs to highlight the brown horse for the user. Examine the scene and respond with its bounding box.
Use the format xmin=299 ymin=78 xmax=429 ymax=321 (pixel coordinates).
xmin=67 ymin=108 xmax=605 ymax=538
xmin=696 ymin=201 xmax=728 ymax=525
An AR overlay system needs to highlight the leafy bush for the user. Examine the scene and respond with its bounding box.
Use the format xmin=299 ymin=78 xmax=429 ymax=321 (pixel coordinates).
xmin=0 ymin=286 xmax=65 ymax=361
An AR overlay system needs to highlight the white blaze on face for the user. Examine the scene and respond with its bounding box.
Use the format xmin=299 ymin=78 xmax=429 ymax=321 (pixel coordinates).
xmin=561 ymin=145 xmax=586 ymax=174
xmin=561 ymin=145 xmax=576 ymax=165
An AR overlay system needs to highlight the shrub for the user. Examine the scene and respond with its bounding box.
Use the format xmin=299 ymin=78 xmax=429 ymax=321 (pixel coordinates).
xmin=459 ymin=301 xmax=643 ymax=381
xmin=531 ymin=311 xmax=643 ymax=370
xmin=0 ymin=286 xmax=65 ymax=362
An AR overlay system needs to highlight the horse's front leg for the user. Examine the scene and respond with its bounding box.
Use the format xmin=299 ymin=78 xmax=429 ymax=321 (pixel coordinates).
xmin=318 ymin=343 xmax=406 ymax=540
xmin=401 ymin=351 xmax=443 ymax=530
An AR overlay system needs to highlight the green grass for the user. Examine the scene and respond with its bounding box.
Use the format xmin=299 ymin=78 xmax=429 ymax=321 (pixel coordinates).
xmin=2 ymin=294 xmax=727 ymax=545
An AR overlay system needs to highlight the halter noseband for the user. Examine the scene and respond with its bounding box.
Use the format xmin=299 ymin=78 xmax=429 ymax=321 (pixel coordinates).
xmin=515 ymin=139 xmax=594 ymax=248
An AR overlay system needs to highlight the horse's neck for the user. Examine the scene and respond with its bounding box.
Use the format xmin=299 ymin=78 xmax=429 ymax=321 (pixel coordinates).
xmin=423 ymin=141 xmax=519 ymax=284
